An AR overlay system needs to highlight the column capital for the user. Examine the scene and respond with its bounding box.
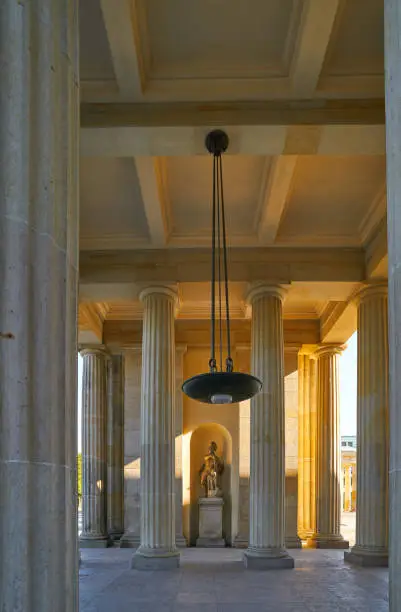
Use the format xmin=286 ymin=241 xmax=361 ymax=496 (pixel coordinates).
xmin=139 ymin=284 xmax=180 ymax=317
xmin=79 ymin=344 xmax=108 ymax=358
xmin=175 ymin=344 xmax=188 ymax=356
xmin=245 ymin=283 xmax=288 ymax=307
xmin=354 ymin=281 xmax=388 ymax=305
xmin=139 ymin=284 xmax=179 ymax=304
xmin=298 ymin=344 xmax=319 ymax=357
xmin=315 ymin=344 xmax=345 ymax=359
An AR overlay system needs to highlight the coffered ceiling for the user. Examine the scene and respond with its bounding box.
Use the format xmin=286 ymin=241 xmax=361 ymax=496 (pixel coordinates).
xmin=80 ymin=0 xmax=384 ymax=101
xmin=78 ymin=0 xmax=388 ymax=343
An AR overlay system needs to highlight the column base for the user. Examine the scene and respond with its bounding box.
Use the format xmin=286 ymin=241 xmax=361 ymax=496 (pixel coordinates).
xmin=131 ymin=547 xmax=180 ymax=571
xmin=233 ymin=534 xmax=248 ymax=549
xmin=79 ymin=536 xmax=110 ymax=549
xmin=285 ymin=536 xmax=302 ymax=549
xmin=196 ymin=537 xmax=225 ymax=548
xmin=120 ymin=532 xmax=140 ymax=548
xmin=175 ymin=534 xmax=188 ymax=548
xmin=298 ymin=530 xmax=314 ymax=542
xmin=307 ymin=535 xmax=349 ymax=549
xmin=244 ymin=548 xmax=294 ymax=570
xmin=344 ymin=547 xmax=388 ymax=567
xmin=108 ymin=530 xmax=124 ymax=542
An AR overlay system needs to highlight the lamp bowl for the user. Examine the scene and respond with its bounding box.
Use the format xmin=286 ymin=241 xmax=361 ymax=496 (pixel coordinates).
xmin=182 ymin=371 xmax=262 ymax=404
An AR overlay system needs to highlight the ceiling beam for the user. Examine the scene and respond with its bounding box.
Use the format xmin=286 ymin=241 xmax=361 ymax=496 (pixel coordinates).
xmin=81 ymin=99 xmax=385 ymax=128
xmin=291 ymin=0 xmax=341 ymax=98
xmin=257 ymin=156 xmax=297 ymax=244
xmin=78 ymin=303 xmax=109 ymax=344
xmin=358 ymin=183 xmax=387 ymax=245
xmin=365 ymin=216 xmax=388 ymax=279
xmin=79 ymin=247 xmax=366 ymax=289
xmin=81 ymin=124 xmax=385 ymax=157
xmin=103 ymin=318 xmax=321 ymax=348
xmin=134 ymin=157 xmax=169 ymax=247
xmin=81 ymin=100 xmax=385 ymax=157
xmin=320 ymin=300 xmax=358 ymax=344
xmin=99 ymin=0 xmax=144 ymax=99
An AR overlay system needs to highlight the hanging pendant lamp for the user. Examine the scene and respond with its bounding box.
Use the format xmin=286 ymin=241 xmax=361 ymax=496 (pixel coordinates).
xmin=182 ymin=130 xmax=262 ymax=405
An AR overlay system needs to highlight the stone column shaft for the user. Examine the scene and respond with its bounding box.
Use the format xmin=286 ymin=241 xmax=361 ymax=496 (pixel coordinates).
xmin=298 ymin=350 xmax=317 ymax=540
xmin=132 ymin=287 xmax=179 ymax=569
xmin=234 ymin=347 xmax=251 ymax=548
xmin=0 ymin=2 xmax=79 ymax=610
xmin=345 ymin=284 xmax=389 ymax=566
xmin=107 ymin=354 xmax=125 ymax=540
xmin=80 ymin=348 xmax=109 ymax=547
xmin=175 ymin=346 xmax=187 ymax=547
xmin=384 ymin=2 xmax=401 ymax=608
xmin=244 ymin=286 xmax=294 ymax=569
xmin=308 ymin=346 xmax=348 ymax=549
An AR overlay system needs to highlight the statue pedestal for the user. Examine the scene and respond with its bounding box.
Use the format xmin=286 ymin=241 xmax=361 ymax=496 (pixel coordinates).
xmin=196 ymin=497 xmax=225 ymax=547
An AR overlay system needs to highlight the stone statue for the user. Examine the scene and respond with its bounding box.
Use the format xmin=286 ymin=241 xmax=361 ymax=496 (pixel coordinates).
xmin=199 ymin=441 xmax=224 ymax=498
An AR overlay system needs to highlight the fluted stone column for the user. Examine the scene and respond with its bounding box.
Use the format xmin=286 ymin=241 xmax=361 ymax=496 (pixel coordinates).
xmin=0 ymin=2 xmax=79 ymax=610
xmin=308 ymin=346 xmax=348 ymax=549
xmin=345 ymin=283 xmax=389 ymax=566
xmin=175 ymin=346 xmax=187 ymax=547
xmin=107 ymin=354 xmax=125 ymax=541
xmin=244 ymin=285 xmax=294 ymax=569
xmin=297 ymin=349 xmax=317 ymax=541
xmin=80 ymin=347 xmax=110 ymax=548
xmin=234 ymin=347 xmax=251 ymax=548
xmin=132 ymin=287 xmax=180 ymax=570
xmin=284 ymin=355 xmax=302 ymax=549
xmin=384 ymin=3 xmax=401 ymax=608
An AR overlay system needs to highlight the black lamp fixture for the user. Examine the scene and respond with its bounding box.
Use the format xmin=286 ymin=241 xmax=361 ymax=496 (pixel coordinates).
xmin=182 ymin=130 xmax=262 ymax=405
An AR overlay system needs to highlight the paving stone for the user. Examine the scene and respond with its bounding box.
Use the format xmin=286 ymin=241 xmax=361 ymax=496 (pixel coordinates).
xmin=79 ymin=547 xmax=389 ymax=612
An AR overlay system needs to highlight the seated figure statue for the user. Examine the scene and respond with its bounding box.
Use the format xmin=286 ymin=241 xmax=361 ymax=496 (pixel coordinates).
xmin=199 ymin=441 xmax=224 ymax=498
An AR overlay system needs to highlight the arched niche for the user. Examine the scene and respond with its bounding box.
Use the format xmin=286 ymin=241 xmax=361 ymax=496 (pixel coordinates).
xmin=188 ymin=423 xmax=233 ymax=546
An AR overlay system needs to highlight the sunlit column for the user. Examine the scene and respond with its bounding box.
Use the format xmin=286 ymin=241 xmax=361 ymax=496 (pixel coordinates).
xmin=345 ymin=283 xmax=388 ymax=566
xmin=175 ymin=345 xmax=187 ymax=547
xmin=308 ymin=346 xmax=348 ymax=549
xmin=297 ymin=348 xmax=317 ymax=541
xmin=234 ymin=346 xmax=251 ymax=548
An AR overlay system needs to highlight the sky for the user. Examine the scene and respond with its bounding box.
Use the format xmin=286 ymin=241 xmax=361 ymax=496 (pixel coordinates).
xmin=76 ymin=332 xmax=357 ymax=451
xmin=339 ymin=332 xmax=357 ymax=436
xmin=77 ymin=354 xmax=83 ymax=452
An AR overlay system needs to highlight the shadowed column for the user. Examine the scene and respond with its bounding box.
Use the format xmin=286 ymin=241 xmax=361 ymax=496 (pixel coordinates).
xmin=132 ymin=286 xmax=180 ymax=569
xmin=80 ymin=347 xmax=109 ymax=548
xmin=244 ymin=285 xmax=294 ymax=569
xmin=107 ymin=354 xmax=125 ymax=541
xmin=0 ymin=1 xmax=79 ymax=609
xmin=384 ymin=2 xmax=401 ymax=608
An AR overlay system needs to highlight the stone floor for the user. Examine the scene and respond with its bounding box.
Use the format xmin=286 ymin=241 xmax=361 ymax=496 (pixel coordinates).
xmin=80 ymin=545 xmax=388 ymax=612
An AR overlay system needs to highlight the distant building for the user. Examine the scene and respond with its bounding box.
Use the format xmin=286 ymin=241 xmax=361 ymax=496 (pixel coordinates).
xmin=341 ymin=436 xmax=357 ymax=511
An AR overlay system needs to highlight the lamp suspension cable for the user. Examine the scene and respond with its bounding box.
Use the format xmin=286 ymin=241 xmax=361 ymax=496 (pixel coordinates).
xmin=219 ymin=153 xmax=233 ymax=372
xmin=181 ymin=129 xmax=262 ymax=405
xmin=210 ymin=152 xmax=217 ymax=373
xmin=209 ymin=137 xmax=232 ymax=374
